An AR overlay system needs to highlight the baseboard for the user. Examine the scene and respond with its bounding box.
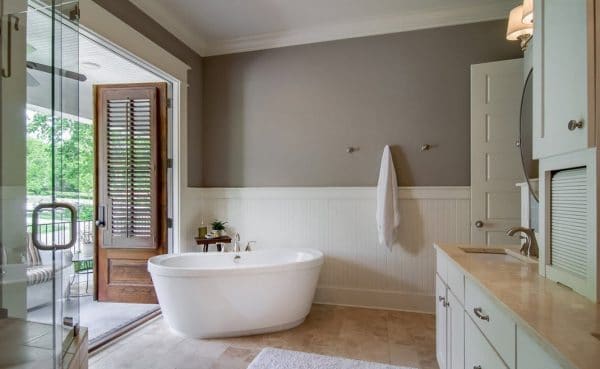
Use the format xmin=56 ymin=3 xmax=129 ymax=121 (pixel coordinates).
xmin=314 ymin=286 xmax=434 ymax=314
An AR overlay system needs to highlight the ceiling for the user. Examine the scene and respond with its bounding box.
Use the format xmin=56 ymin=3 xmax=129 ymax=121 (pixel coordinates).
xmin=129 ymin=0 xmax=517 ymax=56
xmin=26 ymin=7 xmax=164 ymax=120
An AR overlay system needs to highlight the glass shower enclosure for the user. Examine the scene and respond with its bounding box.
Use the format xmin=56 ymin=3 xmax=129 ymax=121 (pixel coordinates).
xmin=1 ymin=0 xmax=81 ymax=368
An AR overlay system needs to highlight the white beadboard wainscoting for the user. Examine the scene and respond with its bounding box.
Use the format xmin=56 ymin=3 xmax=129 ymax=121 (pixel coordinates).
xmin=181 ymin=187 xmax=470 ymax=313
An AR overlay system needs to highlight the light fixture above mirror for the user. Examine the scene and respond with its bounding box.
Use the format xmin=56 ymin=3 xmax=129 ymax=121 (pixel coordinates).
xmin=506 ymin=2 xmax=534 ymax=50
xmin=522 ymin=0 xmax=533 ymax=24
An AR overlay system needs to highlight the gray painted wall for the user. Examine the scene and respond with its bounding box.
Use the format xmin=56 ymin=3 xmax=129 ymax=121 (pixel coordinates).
xmin=201 ymin=20 xmax=521 ymax=187
xmin=91 ymin=0 xmax=204 ymax=186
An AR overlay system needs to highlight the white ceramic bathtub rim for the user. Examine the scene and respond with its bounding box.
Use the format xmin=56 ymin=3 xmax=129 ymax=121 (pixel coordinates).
xmin=148 ymin=248 xmax=324 ymax=277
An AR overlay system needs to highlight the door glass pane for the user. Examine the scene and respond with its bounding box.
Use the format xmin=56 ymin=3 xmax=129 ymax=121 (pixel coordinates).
xmin=1 ymin=0 xmax=80 ymax=368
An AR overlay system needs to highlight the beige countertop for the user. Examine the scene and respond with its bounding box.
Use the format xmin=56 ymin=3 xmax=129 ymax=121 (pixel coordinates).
xmin=434 ymin=243 xmax=600 ymax=369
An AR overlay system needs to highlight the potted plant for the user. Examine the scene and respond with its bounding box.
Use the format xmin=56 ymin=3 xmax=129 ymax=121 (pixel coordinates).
xmin=210 ymin=220 xmax=227 ymax=237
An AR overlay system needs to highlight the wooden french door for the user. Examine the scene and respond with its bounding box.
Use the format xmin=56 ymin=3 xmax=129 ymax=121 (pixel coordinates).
xmin=94 ymin=83 xmax=168 ymax=303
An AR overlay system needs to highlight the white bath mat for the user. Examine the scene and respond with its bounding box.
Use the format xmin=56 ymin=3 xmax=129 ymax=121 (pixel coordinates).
xmin=247 ymin=347 xmax=417 ymax=369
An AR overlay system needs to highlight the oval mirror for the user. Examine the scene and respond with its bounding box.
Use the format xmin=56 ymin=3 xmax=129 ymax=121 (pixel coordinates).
xmin=518 ymin=68 xmax=539 ymax=202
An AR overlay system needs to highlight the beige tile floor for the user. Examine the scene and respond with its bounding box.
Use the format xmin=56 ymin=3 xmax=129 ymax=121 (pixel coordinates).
xmin=89 ymin=304 xmax=439 ymax=369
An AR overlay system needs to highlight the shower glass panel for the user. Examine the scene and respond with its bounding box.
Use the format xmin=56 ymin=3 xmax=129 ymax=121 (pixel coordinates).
xmin=0 ymin=0 xmax=80 ymax=368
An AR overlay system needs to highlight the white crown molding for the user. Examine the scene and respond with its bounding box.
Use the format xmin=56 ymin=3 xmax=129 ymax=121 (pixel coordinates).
xmin=205 ymin=2 xmax=512 ymax=56
xmin=128 ymin=1 xmax=511 ymax=57
xmin=128 ymin=0 xmax=207 ymax=56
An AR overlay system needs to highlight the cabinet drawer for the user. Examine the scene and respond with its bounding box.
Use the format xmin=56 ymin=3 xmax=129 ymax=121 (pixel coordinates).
xmin=465 ymin=278 xmax=516 ymax=369
xmin=436 ymin=249 xmax=448 ymax=282
xmin=447 ymin=260 xmax=464 ymax=305
xmin=466 ymin=316 xmax=509 ymax=369
xmin=516 ymin=326 xmax=564 ymax=369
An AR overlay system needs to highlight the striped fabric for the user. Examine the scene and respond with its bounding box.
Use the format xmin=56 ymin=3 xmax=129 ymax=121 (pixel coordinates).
xmin=26 ymin=265 xmax=54 ymax=286
xmin=26 ymin=233 xmax=42 ymax=266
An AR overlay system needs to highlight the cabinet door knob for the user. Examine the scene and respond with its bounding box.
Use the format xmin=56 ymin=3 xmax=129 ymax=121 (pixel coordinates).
xmin=475 ymin=220 xmax=484 ymax=228
xmin=474 ymin=366 xmax=482 ymax=369
xmin=568 ymin=120 xmax=584 ymax=131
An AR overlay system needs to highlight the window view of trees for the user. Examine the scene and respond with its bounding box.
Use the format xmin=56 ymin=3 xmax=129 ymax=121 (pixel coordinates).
xmin=26 ymin=112 xmax=94 ymax=221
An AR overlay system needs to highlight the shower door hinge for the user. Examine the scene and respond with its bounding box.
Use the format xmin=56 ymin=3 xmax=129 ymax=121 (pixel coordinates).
xmin=167 ymin=158 xmax=173 ymax=168
xmin=167 ymin=98 xmax=172 ymax=108
xmin=69 ymin=5 xmax=80 ymax=21
xmin=167 ymin=218 xmax=173 ymax=229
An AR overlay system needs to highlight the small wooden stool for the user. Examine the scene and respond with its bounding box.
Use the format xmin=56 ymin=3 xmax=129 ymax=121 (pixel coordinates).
xmin=194 ymin=235 xmax=232 ymax=252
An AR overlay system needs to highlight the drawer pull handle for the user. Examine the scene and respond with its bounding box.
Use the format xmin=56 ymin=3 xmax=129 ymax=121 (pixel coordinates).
xmin=473 ymin=307 xmax=489 ymax=321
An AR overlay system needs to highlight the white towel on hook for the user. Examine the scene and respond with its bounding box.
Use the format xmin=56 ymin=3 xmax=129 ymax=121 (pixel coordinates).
xmin=376 ymin=145 xmax=400 ymax=250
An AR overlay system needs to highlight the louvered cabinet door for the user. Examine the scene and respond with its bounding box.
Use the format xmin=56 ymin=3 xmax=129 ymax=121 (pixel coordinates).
xmin=95 ymin=83 xmax=168 ymax=303
xmin=539 ymin=148 xmax=598 ymax=303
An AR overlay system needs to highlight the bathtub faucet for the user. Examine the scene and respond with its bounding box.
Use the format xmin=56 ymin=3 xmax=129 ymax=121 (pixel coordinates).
xmin=233 ymin=233 xmax=241 ymax=253
xmin=245 ymin=241 xmax=256 ymax=251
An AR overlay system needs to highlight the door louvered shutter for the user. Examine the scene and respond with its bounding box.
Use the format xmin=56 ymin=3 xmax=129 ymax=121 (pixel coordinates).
xmin=98 ymin=86 xmax=161 ymax=249
xmin=550 ymin=167 xmax=588 ymax=278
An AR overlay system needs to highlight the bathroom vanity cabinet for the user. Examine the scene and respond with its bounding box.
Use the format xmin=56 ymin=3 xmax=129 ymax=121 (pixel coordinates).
xmin=532 ymin=0 xmax=594 ymax=159
xmin=434 ymin=244 xmax=600 ymax=369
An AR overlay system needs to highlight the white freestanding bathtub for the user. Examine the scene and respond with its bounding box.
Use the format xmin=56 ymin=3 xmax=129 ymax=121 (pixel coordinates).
xmin=148 ymin=248 xmax=324 ymax=338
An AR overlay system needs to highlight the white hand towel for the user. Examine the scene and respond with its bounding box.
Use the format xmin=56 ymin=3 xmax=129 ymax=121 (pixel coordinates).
xmin=376 ymin=145 xmax=400 ymax=250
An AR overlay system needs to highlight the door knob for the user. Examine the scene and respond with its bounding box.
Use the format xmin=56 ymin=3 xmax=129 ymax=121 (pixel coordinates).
xmin=567 ymin=120 xmax=584 ymax=131
xmin=475 ymin=220 xmax=484 ymax=228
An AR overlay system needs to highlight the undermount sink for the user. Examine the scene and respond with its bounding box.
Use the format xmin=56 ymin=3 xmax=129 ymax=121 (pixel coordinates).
xmin=459 ymin=247 xmax=507 ymax=254
xmin=459 ymin=247 xmax=538 ymax=264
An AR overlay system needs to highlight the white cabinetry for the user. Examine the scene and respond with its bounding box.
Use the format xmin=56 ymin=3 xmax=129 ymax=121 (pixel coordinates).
xmin=435 ymin=249 xmax=566 ymax=369
xmin=436 ymin=275 xmax=448 ymax=369
xmin=533 ymin=0 xmax=591 ymax=158
xmin=436 ymin=256 xmax=464 ymax=369
xmin=465 ymin=317 xmax=509 ymax=369
xmin=446 ymin=292 xmax=464 ymax=369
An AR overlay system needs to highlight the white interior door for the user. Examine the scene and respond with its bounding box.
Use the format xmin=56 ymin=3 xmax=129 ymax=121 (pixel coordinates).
xmin=471 ymin=59 xmax=523 ymax=245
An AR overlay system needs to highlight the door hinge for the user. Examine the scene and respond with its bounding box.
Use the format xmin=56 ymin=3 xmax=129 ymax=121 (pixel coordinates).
xmin=167 ymin=158 xmax=173 ymax=169
xmin=167 ymin=98 xmax=172 ymax=109
xmin=167 ymin=218 xmax=173 ymax=229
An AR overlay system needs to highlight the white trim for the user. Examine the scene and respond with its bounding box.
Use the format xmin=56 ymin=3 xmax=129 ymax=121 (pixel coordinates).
xmin=79 ymin=0 xmax=190 ymax=253
xmin=128 ymin=0 xmax=208 ymax=55
xmin=195 ymin=186 xmax=471 ymax=200
xmin=128 ymin=1 xmax=511 ymax=56
xmin=315 ymin=287 xmax=434 ymax=314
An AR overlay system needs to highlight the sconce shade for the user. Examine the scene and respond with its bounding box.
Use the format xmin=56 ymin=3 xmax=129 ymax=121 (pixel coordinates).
xmin=506 ymin=5 xmax=533 ymax=41
xmin=522 ymin=0 xmax=534 ymax=24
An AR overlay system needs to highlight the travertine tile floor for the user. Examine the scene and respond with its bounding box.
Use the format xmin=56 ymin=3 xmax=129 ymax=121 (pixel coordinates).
xmin=90 ymin=304 xmax=439 ymax=369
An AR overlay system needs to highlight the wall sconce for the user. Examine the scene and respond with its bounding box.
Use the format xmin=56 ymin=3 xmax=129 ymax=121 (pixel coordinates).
xmin=506 ymin=4 xmax=533 ymax=50
xmin=522 ymin=0 xmax=533 ymax=24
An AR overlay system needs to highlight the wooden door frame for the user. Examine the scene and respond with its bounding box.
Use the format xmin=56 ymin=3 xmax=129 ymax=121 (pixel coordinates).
xmin=93 ymin=82 xmax=168 ymax=302
xmin=80 ymin=0 xmax=189 ymax=256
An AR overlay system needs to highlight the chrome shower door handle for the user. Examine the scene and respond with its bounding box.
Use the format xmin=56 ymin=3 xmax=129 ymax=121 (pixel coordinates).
xmin=31 ymin=203 xmax=78 ymax=250
xmin=1 ymin=14 xmax=20 ymax=78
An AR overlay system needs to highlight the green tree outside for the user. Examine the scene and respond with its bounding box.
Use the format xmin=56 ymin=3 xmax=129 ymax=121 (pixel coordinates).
xmin=27 ymin=112 xmax=94 ymax=221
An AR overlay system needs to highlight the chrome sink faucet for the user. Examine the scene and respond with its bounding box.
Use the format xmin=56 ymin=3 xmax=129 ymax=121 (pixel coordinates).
xmin=506 ymin=226 xmax=539 ymax=257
